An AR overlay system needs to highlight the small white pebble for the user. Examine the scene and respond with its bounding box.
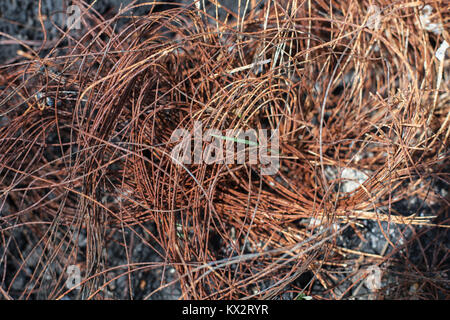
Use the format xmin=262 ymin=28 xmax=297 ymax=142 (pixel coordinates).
xmin=340 ymin=168 xmax=369 ymax=193
xmin=436 ymin=40 xmax=449 ymax=62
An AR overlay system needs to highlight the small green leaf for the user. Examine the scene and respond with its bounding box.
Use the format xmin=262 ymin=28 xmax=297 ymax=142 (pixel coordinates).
xmin=295 ymin=293 xmax=313 ymax=300
xmin=210 ymin=134 xmax=280 ymax=155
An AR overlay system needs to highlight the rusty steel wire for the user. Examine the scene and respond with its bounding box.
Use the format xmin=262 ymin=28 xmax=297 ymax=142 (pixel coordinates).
xmin=0 ymin=0 xmax=449 ymax=299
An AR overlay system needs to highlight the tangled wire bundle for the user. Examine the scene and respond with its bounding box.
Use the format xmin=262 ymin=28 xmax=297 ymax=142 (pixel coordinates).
xmin=0 ymin=0 xmax=449 ymax=299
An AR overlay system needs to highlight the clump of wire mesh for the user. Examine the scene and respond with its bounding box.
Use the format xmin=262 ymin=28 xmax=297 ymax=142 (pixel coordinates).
xmin=0 ymin=0 xmax=448 ymax=299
